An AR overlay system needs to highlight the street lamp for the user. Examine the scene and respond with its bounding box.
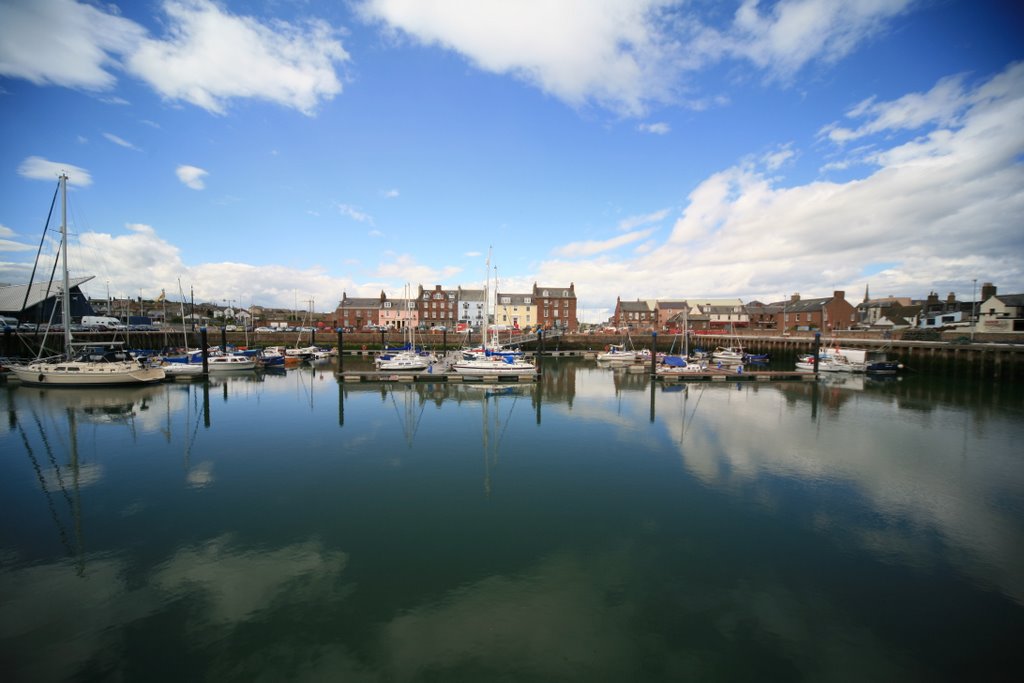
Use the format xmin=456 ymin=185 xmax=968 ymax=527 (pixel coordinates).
xmin=971 ymin=278 xmax=977 ymax=343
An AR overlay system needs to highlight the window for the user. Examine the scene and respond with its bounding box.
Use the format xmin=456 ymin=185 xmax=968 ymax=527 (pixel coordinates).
xmin=524 ymin=297 xmax=531 ymax=304
xmin=383 ymin=302 xmax=392 ymax=309
xmin=501 ymin=296 xmax=511 ymax=304
xmin=542 ymin=290 xmax=549 ymax=297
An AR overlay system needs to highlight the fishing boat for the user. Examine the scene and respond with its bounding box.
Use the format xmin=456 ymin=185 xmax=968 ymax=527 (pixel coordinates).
xmin=8 ymin=174 xmax=165 ymax=386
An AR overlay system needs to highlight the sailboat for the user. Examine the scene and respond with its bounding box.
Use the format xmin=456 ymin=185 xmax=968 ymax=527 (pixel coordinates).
xmin=375 ymin=286 xmax=435 ymax=371
xmin=451 ymin=251 xmax=535 ymax=377
xmin=657 ymin=304 xmax=706 ymax=374
xmin=9 ymin=174 xmax=166 ymax=386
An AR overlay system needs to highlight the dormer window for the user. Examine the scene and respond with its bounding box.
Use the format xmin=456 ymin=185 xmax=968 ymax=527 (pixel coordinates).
xmin=524 ymin=297 xmax=531 ymax=304
xmin=542 ymin=290 xmax=549 ymax=297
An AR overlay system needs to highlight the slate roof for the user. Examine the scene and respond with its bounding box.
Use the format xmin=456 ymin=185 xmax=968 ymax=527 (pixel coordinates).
xmin=534 ymin=284 xmax=576 ymax=298
xmin=778 ymin=296 xmax=832 ymax=313
xmin=619 ymin=299 xmax=651 ymax=312
xmin=496 ymin=292 xmax=534 ymax=306
xmin=0 ymin=276 xmax=93 ymax=315
xmin=457 ymin=288 xmax=485 ymax=302
xmin=993 ymin=294 xmax=1024 ymax=308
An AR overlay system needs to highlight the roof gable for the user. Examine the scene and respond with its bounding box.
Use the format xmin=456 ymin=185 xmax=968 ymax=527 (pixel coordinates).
xmin=0 ymin=276 xmax=94 ymax=313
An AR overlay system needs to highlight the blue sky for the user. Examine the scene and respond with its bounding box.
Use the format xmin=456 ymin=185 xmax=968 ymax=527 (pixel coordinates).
xmin=1 ymin=0 xmax=1021 ymax=322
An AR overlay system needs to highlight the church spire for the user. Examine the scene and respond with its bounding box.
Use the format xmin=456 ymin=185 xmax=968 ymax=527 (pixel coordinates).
xmin=863 ymin=283 xmax=870 ymax=303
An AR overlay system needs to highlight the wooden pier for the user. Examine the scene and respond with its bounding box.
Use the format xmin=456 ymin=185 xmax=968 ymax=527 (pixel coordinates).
xmin=653 ymin=370 xmax=815 ymax=383
xmin=334 ymin=368 xmax=814 ymax=384
xmin=337 ymin=370 xmax=537 ymax=383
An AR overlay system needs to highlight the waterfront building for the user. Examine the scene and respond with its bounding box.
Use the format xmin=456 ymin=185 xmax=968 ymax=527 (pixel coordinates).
xmin=336 ymin=292 xmax=382 ymax=330
xmin=456 ymin=287 xmax=486 ymax=331
xmin=0 ymin=277 xmax=96 ymax=324
xmin=917 ymin=291 xmax=972 ymax=329
xmin=688 ymin=298 xmax=749 ymax=330
xmin=379 ymin=296 xmax=417 ymax=330
xmin=494 ymin=291 xmax=536 ymax=330
xmin=613 ymin=297 xmax=654 ymax=330
xmin=770 ymin=291 xmax=858 ymax=333
xmin=533 ymin=282 xmax=578 ymax=331
xmin=979 ymin=283 xmax=1024 ymax=333
xmin=417 ymin=284 xmax=458 ymax=330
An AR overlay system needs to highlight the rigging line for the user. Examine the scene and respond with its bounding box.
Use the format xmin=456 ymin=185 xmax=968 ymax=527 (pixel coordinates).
xmin=19 ymin=181 xmax=59 ymax=315
xmin=16 ymin=420 xmax=75 ymax=557
xmin=685 ymin=384 xmax=705 ymax=434
xmin=495 ymin=393 xmax=519 ymax=451
xmin=185 ymin=385 xmax=203 ymax=464
xmin=31 ymin=410 xmax=75 ymax=512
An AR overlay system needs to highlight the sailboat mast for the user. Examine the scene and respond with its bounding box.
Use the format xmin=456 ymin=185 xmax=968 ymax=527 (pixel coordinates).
xmin=484 ymin=247 xmax=491 ymax=349
xmin=60 ymin=173 xmax=73 ymax=359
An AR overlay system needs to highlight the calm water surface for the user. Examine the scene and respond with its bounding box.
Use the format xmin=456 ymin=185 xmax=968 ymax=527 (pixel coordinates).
xmin=2 ymin=359 xmax=1022 ymax=681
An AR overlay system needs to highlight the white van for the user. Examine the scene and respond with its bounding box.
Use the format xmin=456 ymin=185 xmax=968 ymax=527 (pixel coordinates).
xmin=1 ymin=315 xmax=18 ymax=331
xmin=81 ymin=315 xmax=126 ymax=331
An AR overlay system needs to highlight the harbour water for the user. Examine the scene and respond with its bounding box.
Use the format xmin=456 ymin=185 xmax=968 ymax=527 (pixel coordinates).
xmin=2 ymin=358 xmax=1022 ymax=681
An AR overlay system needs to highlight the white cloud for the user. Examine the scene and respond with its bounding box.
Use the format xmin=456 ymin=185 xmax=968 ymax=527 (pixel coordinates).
xmin=17 ymin=156 xmax=92 ymax=186
xmin=821 ymin=72 xmax=972 ymax=144
xmin=726 ymin=0 xmax=914 ymax=79
xmin=339 ymin=203 xmax=374 ymax=224
xmin=175 ymin=164 xmax=208 ymax=190
xmin=536 ymin=62 xmax=1024 ymax=308
xmin=358 ymin=0 xmax=682 ymax=116
xmin=0 ymin=0 xmax=145 ymax=90
xmin=381 ymin=188 xmax=400 ymax=198
xmin=638 ymin=122 xmax=671 ymax=135
xmin=0 ymin=224 xmax=34 ymax=253
xmin=553 ymin=228 xmax=656 ymax=258
xmin=358 ymin=0 xmax=914 ymax=116
xmin=103 ymin=132 xmax=141 ymax=151
xmin=0 ymin=0 xmax=348 ymax=115
xmin=372 ymin=253 xmax=461 ymax=284
xmin=618 ymin=209 xmax=670 ymax=231
xmin=128 ymin=0 xmax=349 ymax=115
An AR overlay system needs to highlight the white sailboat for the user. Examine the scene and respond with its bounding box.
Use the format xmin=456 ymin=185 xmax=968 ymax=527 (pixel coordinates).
xmin=375 ymin=285 xmax=436 ymax=372
xmin=451 ymin=251 xmax=535 ymax=377
xmin=9 ymin=174 xmax=166 ymax=386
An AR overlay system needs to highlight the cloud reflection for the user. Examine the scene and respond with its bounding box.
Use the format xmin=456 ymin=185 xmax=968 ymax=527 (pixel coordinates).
xmin=661 ymin=384 xmax=1024 ymax=606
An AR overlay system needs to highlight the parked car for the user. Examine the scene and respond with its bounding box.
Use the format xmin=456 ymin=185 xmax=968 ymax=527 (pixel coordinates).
xmin=254 ymin=326 xmax=273 ymax=333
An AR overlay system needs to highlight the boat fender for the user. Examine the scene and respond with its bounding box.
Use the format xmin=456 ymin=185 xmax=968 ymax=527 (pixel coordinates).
xmin=38 ymin=373 xmax=45 ymax=382
xmin=362 ymin=344 xmax=367 ymax=351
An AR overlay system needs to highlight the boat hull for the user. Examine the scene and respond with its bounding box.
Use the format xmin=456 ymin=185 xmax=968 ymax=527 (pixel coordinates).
xmin=451 ymin=361 xmax=535 ymax=376
xmin=9 ymin=361 xmax=166 ymax=386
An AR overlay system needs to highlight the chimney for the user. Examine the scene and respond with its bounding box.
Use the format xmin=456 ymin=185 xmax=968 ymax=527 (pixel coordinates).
xmin=946 ymin=292 xmax=956 ymax=305
xmin=980 ymin=282 xmax=996 ymax=301
xmin=790 ymin=293 xmax=800 ymax=302
xmin=833 ymin=290 xmax=845 ymax=301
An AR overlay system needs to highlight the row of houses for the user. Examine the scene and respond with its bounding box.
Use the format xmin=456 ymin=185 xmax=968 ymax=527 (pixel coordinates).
xmin=336 ymin=283 xmax=579 ymax=332
xmin=610 ymin=283 xmax=1024 ymax=334
xmin=3 ymin=277 xmax=1022 ymax=336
